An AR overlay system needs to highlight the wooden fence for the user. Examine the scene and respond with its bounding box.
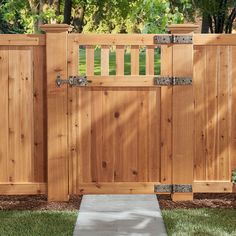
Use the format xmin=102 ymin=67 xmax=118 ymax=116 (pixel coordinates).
xmin=0 ymin=24 xmax=235 ymax=201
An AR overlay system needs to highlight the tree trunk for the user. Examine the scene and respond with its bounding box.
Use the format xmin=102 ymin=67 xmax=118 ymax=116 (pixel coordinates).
xmin=73 ymin=6 xmax=85 ymax=32
xmin=201 ymin=12 xmax=209 ymax=33
xmin=63 ymin=0 xmax=72 ymax=24
xmin=225 ymin=8 xmax=236 ymax=33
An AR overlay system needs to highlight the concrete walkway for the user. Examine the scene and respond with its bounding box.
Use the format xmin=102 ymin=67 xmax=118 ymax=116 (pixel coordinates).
xmin=73 ymin=195 xmax=167 ymax=236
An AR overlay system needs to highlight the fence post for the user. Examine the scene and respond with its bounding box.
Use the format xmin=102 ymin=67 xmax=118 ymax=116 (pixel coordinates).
xmin=168 ymin=24 xmax=198 ymax=201
xmin=41 ymin=24 xmax=70 ymax=201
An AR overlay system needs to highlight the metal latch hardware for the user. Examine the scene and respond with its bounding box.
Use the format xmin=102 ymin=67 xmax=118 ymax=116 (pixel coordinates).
xmin=154 ymin=35 xmax=193 ymax=44
xmin=154 ymin=184 xmax=192 ymax=193
xmin=154 ymin=76 xmax=192 ymax=86
xmin=56 ymin=75 xmax=91 ymax=87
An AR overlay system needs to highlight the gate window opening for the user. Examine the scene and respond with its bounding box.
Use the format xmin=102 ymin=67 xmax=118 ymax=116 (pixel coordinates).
xmin=78 ymin=45 xmax=161 ymax=76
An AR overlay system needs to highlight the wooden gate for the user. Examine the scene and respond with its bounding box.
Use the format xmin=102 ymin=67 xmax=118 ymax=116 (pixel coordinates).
xmin=65 ymin=33 xmax=195 ymax=201
xmin=41 ymin=24 xmax=236 ymax=202
xmin=63 ymin=26 xmax=195 ymax=201
xmin=41 ymin=24 xmax=195 ymax=201
xmin=67 ymin=34 xmax=173 ymax=195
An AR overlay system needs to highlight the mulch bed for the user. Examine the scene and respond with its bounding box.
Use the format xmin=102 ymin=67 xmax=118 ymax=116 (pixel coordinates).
xmin=158 ymin=193 xmax=236 ymax=210
xmin=0 ymin=193 xmax=235 ymax=211
xmin=0 ymin=195 xmax=82 ymax=211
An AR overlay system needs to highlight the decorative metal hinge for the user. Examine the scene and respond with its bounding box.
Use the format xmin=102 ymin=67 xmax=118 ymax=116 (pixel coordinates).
xmin=155 ymin=184 xmax=172 ymax=193
xmin=154 ymin=76 xmax=192 ymax=86
xmin=154 ymin=35 xmax=193 ymax=44
xmin=173 ymin=184 xmax=192 ymax=193
xmin=56 ymin=75 xmax=91 ymax=87
xmin=154 ymin=184 xmax=192 ymax=193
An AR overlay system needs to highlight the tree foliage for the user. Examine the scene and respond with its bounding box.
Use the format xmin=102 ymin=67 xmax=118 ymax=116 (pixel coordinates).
xmin=0 ymin=0 xmax=235 ymax=34
xmin=193 ymin=0 xmax=236 ymax=33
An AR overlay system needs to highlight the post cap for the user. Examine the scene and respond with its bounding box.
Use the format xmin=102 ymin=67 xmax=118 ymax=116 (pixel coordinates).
xmin=167 ymin=24 xmax=199 ymax=34
xmin=40 ymin=24 xmax=71 ymax=33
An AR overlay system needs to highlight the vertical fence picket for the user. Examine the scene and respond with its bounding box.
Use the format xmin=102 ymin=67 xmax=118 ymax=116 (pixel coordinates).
xmin=0 ymin=47 xmax=9 ymax=183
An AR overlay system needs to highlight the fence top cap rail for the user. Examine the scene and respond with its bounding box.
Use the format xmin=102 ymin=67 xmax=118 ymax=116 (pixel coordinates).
xmin=41 ymin=24 xmax=72 ymax=32
xmin=0 ymin=34 xmax=45 ymax=46
xmin=194 ymin=34 xmax=236 ymax=45
xmin=168 ymin=24 xmax=199 ymax=34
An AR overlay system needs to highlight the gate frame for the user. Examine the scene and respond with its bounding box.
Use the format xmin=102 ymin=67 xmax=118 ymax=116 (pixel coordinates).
xmin=42 ymin=24 xmax=197 ymax=202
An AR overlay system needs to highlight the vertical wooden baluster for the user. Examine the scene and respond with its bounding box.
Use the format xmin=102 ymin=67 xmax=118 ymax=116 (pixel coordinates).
xmin=146 ymin=45 xmax=154 ymax=75
xmin=86 ymin=45 xmax=94 ymax=76
xmin=116 ymin=45 xmax=124 ymax=75
xmin=131 ymin=45 xmax=139 ymax=75
xmin=101 ymin=45 xmax=110 ymax=76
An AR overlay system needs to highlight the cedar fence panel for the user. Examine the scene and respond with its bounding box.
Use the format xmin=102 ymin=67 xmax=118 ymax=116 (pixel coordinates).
xmin=0 ymin=26 xmax=235 ymax=201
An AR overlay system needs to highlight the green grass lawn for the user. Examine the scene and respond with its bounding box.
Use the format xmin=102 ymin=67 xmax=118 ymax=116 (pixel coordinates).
xmin=0 ymin=208 xmax=236 ymax=236
xmin=162 ymin=208 xmax=236 ymax=236
xmin=78 ymin=47 xmax=161 ymax=76
xmin=0 ymin=211 xmax=77 ymax=236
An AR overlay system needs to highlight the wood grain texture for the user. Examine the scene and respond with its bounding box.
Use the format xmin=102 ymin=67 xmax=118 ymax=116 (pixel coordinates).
xmin=116 ymin=46 xmax=124 ymax=75
xmin=101 ymin=45 xmax=109 ymax=76
xmin=193 ymin=45 xmax=233 ymax=182
xmin=43 ymin=28 xmax=69 ymax=201
xmin=1 ymin=32 xmax=235 ymax=198
xmin=0 ymin=45 xmax=46 ymax=195
xmin=8 ymin=47 xmax=34 ymax=183
xmin=78 ymin=182 xmax=160 ymax=194
xmin=0 ymin=35 xmax=45 ymax=46
xmin=146 ymin=46 xmax=154 ymax=75
xmin=69 ymin=34 xmax=166 ymax=46
xmin=33 ymin=46 xmax=47 ymax=183
xmin=67 ymin=39 xmax=79 ymax=194
xmin=131 ymin=45 xmax=139 ymax=75
xmin=160 ymin=45 xmax=172 ymax=184
xmin=78 ymin=76 xmax=156 ymax=87
xmin=86 ymin=46 xmax=94 ymax=76
xmin=193 ymin=46 xmax=207 ymax=181
xmin=0 ymin=47 xmax=9 ymax=183
xmin=0 ymin=183 xmax=46 ymax=195
xmin=194 ymin=34 xmax=236 ymax=46
xmin=231 ymin=47 xmax=236 ymax=171
xmin=75 ymin=88 xmax=161 ymax=193
xmin=172 ymin=43 xmax=194 ymax=201
xmin=193 ymin=181 xmax=233 ymax=193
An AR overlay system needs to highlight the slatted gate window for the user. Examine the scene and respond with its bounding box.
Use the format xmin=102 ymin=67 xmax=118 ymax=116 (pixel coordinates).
xmin=70 ymin=36 xmax=161 ymax=78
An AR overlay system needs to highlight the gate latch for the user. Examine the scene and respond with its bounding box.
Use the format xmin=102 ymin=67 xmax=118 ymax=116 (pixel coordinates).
xmin=56 ymin=75 xmax=90 ymax=87
xmin=154 ymin=76 xmax=192 ymax=86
